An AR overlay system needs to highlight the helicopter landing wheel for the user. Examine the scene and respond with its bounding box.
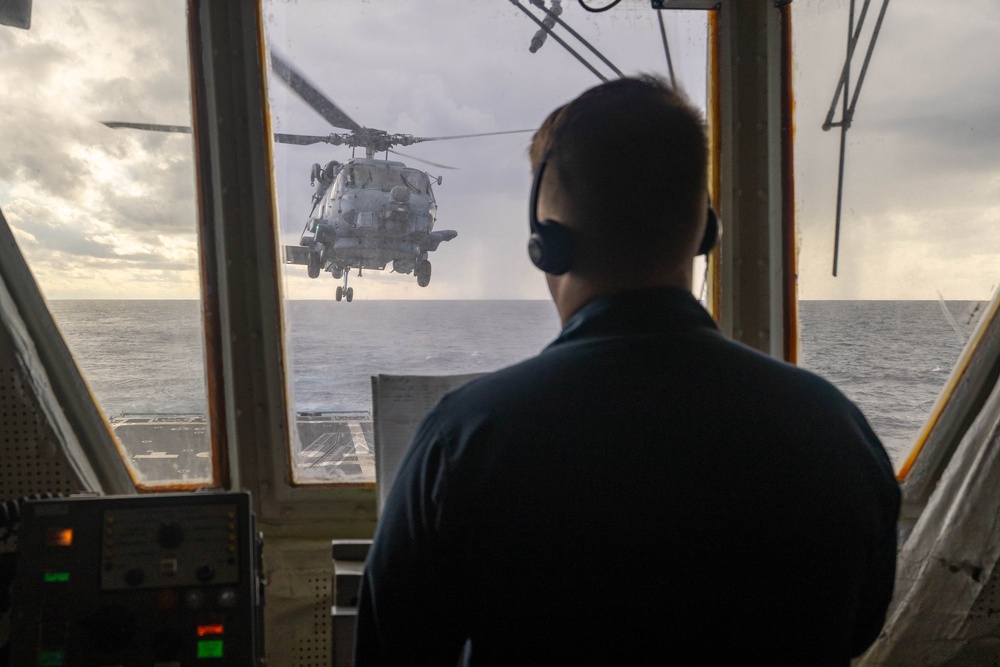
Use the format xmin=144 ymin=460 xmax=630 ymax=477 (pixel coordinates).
xmin=307 ymin=251 xmax=321 ymax=279
xmin=336 ymin=286 xmax=344 ymax=302
xmin=346 ymin=287 xmax=354 ymax=302
xmin=416 ymin=260 xmax=431 ymax=288
xmin=331 ymin=267 xmax=344 ymax=279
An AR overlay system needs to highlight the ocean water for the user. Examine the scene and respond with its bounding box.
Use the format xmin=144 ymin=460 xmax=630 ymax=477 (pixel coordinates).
xmin=799 ymin=301 xmax=980 ymax=462
xmin=46 ymin=299 xmax=983 ymax=467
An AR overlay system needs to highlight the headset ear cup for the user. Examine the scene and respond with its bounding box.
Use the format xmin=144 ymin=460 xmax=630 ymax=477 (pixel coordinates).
xmin=528 ymin=221 xmax=575 ymax=275
xmin=698 ymin=206 xmax=720 ymax=256
xmin=528 ymin=147 xmax=575 ymax=274
xmin=528 ymin=233 xmax=547 ymax=270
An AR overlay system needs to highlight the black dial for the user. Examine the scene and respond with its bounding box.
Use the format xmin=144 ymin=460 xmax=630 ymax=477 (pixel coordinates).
xmin=123 ymin=568 xmax=145 ymax=587
xmin=196 ymin=564 xmax=216 ymax=583
xmin=157 ymin=522 xmax=184 ymax=549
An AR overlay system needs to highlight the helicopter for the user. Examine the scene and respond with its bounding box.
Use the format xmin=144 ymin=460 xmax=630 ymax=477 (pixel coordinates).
xmin=102 ymin=52 xmax=532 ymax=302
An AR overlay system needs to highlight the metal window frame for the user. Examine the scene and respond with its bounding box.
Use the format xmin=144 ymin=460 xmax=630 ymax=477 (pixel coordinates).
xmin=712 ymin=1 xmax=798 ymax=361
xmin=188 ymin=0 xmax=375 ymax=536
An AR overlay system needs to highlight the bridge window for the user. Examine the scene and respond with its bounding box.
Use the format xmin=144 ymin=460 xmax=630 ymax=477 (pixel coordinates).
xmin=0 ymin=1 xmax=215 ymax=489
xmin=793 ymin=2 xmax=1000 ymax=469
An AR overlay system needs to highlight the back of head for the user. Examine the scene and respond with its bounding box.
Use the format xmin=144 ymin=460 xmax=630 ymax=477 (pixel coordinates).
xmin=530 ymin=76 xmax=708 ymax=274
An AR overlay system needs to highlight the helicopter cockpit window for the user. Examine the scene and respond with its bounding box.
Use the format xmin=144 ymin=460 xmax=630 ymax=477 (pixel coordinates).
xmin=345 ymin=166 xmax=377 ymax=189
xmin=264 ymin=1 xmax=709 ymax=485
xmin=332 ymin=171 xmax=346 ymax=197
xmin=400 ymin=170 xmax=430 ymax=195
xmin=0 ymin=0 xmax=216 ymax=489
xmin=379 ymin=169 xmax=427 ymax=195
xmin=793 ymin=2 xmax=1000 ymax=470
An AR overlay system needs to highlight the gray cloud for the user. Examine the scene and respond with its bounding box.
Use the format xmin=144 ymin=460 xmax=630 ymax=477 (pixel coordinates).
xmin=98 ymin=154 xmax=197 ymax=233
xmin=6 ymin=198 xmax=180 ymax=262
xmin=0 ymin=34 xmax=73 ymax=89
xmin=0 ymin=108 xmax=95 ymax=197
xmin=792 ymin=2 xmax=1000 ymax=297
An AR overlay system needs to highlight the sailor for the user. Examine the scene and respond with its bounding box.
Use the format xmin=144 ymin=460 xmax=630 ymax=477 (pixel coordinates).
xmin=310 ymin=160 xmax=340 ymax=206
xmin=355 ymin=76 xmax=900 ymax=666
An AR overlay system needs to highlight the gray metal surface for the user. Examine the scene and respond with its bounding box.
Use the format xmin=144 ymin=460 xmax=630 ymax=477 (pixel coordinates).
xmin=859 ymin=358 xmax=1000 ymax=665
xmin=112 ymin=414 xmax=375 ymax=485
xmin=715 ymin=1 xmax=793 ymax=359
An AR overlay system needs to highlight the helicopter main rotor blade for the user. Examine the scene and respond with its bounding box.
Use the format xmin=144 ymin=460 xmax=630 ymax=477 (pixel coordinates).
xmin=101 ymin=121 xmax=192 ymax=134
xmin=269 ymin=51 xmax=362 ymax=133
xmin=274 ymin=133 xmax=339 ymax=146
xmin=408 ymin=128 xmax=535 ymax=144
xmin=387 ymin=149 xmax=459 ymax=170
xmin=104 ymin=122 xmax=348 ymax=148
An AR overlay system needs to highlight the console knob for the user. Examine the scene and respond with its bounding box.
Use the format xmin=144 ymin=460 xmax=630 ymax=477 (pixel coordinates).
xmin=184 ymin=589 xmax=205 ymax=610
xmin=218 ymin=588 xmax=237 ymax=608
xmin=196 ymin=564 xmax=216 ymax=583
xmin=157 ymin=522 xmax=184 ymax=549
xmin=123 ymin=567 xmax=145 ymax=587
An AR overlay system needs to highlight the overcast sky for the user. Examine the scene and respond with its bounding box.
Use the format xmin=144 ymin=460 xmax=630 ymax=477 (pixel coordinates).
xmin=1 ymin=0 xmax=998 ymax=300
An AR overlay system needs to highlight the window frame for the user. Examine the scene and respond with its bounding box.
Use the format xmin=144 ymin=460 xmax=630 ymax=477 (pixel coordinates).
xmin=188 ymin=0 xmax=375 ymax=531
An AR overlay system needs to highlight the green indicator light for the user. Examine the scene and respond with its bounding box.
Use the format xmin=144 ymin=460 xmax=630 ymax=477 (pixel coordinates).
xmin=37 ymin=650 xmax=65 ymax=666
xmin=197 ymin=639 xmax=224 ymax=658
xmin=42 ymin=572 xmax=70 ymax=583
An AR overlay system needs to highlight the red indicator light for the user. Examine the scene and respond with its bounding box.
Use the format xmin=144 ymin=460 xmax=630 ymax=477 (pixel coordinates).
xmin=197 ymin=624 xmax=224 ymax=637
xmin=156 ymin=588 xmax=178 ymax=612
xmin=45 ymin=528 xmax=73 ymax=547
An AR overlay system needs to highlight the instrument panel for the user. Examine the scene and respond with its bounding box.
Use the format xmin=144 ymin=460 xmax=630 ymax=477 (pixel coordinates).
xmin=8 ymin=492 xmax=263 ymax=666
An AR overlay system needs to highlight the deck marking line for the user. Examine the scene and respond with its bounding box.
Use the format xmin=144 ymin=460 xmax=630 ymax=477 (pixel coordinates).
xmin=306 ymin=431 xmax=336 ymax=449
xmin=349 ymin=421 xmax=376 ymax=477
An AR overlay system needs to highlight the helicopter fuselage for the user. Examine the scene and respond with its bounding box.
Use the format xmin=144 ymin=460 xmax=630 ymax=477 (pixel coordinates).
xmin=288 ymin=158 xmax=456 ymax=297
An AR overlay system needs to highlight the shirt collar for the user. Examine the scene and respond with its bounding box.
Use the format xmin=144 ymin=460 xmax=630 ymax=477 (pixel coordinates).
xmin=551 ymin=286 xmax=718 ymax=347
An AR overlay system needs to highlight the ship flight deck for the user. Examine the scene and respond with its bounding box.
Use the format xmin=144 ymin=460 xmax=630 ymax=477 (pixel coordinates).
xmin=111 ymin=412 xmax=376 ymax=484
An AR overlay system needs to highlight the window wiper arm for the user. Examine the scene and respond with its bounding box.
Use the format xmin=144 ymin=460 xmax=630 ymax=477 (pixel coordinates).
xmin=400 ymin=174 xmax=421 ymax=194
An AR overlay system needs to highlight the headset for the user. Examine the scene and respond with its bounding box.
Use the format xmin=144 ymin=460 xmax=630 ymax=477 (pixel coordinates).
xmin=527 ymin=146 xmax=721 ymax=275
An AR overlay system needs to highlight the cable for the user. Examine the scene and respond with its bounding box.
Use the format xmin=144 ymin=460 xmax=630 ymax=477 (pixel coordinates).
xmin=530 ymin=0 xmax=625 ymax=77
xmin=511 ymin=0 xmax=609 ymax=81
xmin=578 ymin=0 xmax=623 ymax=12
xmin=656 ymin=10 xmax=677 ymax=88
xmin=699 ymin=261 xmax=709 ymax=306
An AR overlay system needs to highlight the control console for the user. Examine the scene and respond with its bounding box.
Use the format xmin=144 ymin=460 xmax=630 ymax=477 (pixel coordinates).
xmin=8 ymin=492 xmax=263 ymax=666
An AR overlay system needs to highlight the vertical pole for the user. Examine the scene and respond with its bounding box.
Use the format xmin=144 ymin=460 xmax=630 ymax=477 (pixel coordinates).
xmin=657 ymin=11 xmax=677 ymax=88
xmin=832 ymin=0 xmax=854 ymax=277
xmin=707 ymin=12 xmax=721 ymax=321
xmin=779 ymin=4 xmax=798 ymax=364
